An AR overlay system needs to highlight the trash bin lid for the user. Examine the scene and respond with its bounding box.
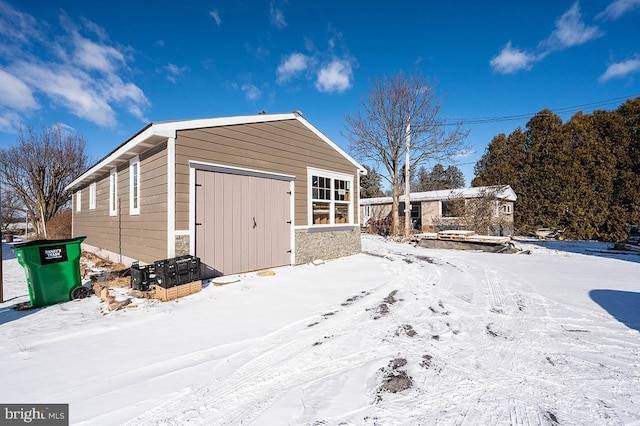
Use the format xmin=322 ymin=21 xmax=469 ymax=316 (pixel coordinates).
xmin=12 ymin=236 xmax=87 ymax=249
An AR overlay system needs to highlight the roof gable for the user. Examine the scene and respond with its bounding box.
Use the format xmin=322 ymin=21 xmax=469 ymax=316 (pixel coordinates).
xmin=66 ymin=112 xmax=364 ymax=191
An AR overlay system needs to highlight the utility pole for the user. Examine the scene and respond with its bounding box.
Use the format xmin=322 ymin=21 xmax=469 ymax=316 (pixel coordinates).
xmin=404 ymin=119 xmax=411 ymax=239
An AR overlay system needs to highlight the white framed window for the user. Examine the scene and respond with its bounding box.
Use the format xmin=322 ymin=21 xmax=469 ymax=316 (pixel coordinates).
xmin=502 ymin=203 xmax=512 ymax=214
xmin=76 ymin=190 xmax=81 ymax=212
xmin=89 ymin=182 xmax=96 ymax=210
xmin=109 ymin=168 xmax=118 ymax=216
xmin=307 ymin=168 xmax=354 ymax=226
xmin=129 ymin=156 xmax=140 ymax=215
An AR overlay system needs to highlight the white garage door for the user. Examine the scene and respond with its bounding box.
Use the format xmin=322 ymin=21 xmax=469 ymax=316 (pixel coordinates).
xmin=195 ymin=169 xmax=292 ymax=278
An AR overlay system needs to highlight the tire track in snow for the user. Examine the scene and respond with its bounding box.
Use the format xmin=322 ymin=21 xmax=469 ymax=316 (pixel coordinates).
xmin=388 ymin=252 xmax=570 ymax=426
xmin=127 ymin=285 xmax=401 ymax=425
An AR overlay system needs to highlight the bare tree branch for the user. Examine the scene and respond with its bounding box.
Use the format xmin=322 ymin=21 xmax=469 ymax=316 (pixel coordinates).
xmin=344 ymin=69 xmax=469 ymax=234
xmin=0 ymin=124 xmax=89 ymax=236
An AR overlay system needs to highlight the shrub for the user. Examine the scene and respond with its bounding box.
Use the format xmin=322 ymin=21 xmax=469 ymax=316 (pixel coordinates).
xmin=45 ymin=209 xmax=72 ymax=239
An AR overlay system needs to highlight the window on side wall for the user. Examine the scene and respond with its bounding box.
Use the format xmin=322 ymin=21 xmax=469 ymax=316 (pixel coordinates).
xmin=308 ymin=168 xmax=353 ymax=226
xmin=130 ymin=156 xmax=140 ymax=215
xmin=89 ymin=182 xmax=96 ymax=209
xmin=441 ymin=199 xmax=464 ymax=217
xmin=109 ymin=168 xmax=118 ymax=216
xmin=76 ymin=190 xmax=81 ymax=212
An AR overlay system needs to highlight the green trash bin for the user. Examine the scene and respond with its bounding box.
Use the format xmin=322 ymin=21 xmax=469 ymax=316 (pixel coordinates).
xmin=13 ymin=236 xmax=89 ymax=308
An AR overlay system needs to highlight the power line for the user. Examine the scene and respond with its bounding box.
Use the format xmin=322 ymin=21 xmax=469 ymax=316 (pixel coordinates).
xmin=444 ymin=93 xmax=640 ymax=126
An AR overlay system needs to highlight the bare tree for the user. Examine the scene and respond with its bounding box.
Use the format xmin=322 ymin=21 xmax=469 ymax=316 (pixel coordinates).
xmin=0 ymin=124 xmax=89 ymax=236
xmin=345 ymin=69 xmax=468 ymax=235
xmin=1 ymin=186 xmax=23 ymax=233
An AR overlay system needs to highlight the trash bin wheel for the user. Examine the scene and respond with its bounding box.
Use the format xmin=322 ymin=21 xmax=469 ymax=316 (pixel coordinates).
xmin=71 ymin=286 xmax=91 ymax=300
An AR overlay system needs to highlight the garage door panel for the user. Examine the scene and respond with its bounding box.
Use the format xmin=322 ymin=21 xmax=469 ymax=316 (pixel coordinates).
xmin=195 ymin=169 xmax=292 ymax=278
xmin=239 ymin=175 xmax=251 ymax=273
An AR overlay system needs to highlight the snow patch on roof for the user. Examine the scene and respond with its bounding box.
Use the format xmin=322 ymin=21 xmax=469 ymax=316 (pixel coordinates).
xmin=360 ymin=186 xmax=516 ymax=205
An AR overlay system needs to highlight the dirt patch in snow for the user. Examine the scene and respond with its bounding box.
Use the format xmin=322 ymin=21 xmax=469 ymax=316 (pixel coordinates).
xmin=373 ymin=290 xmax=399 ymax=320
xmin=395 ymin=324 xmax=417 ymax=337
xmin=377 ymin=357 xmax=413 ymax=400
xmin=341 ymin=291 xmax=370 ymax=306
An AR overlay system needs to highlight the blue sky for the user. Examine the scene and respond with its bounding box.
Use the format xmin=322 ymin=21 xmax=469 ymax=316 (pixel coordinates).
xmin=1 ymin=1 xmax=639 ymax=187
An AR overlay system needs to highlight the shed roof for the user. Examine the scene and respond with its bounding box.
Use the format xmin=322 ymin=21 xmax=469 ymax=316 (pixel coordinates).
xmin=360 ymin=185 xmax=517 ymax=205
xmin=66 ymin=112 xmax=365 ymax=191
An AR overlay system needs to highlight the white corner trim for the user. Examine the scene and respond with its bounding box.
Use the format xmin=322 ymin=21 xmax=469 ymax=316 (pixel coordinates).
xmin=289 ymin=180 xmax=295 ymax=265
xmin=167 ymin=137 xmax=176 ymax=258
xmin=189 ymin=166 xmax=196 ymax=256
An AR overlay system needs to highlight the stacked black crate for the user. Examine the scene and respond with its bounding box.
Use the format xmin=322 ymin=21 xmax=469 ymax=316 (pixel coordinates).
xmin=130 ymin=261 xmax=156 ymax=291
xmin=154 ymin=255 xmax=201 ymax=288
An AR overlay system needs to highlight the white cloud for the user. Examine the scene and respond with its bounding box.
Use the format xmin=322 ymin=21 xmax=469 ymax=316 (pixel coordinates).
xmin=103 ymin=75 xmax=149 ymax=110
xmin=0 ymin=0 xmax=41 ymax=50
xmin=163 ymin=63 xmax=188 ymax=83
xmin=270 ymin=2 xmax=287 ymax=29
xmin=491 ymin=3 xmax=602 ymax=74
xmin=72 ymin=34 xmax=125 ymax=73
xmin=490 ymin=42 xmax=537 ymax=74
xmin=241 ymin=84 xmax=261 ymax=101
xmin=453 ymin=149 xmax=475 ymax=159
xmin=542 ymin=2 xmax=603 ymax=50
xmin=0 ymin=69 xmax=38 ymax=110
xmin=0 ymin=111 xmax=22 ymax=133
xmin=209 ymin=9 xmax=222 ymax=26
xmin=13 ymin=61 xmax=116 ymax=126
xmin=315 ymin=59 xmax=352 ymax=93
xmin=276 ymin=53 xmax=310 ymax=83
xmin=599 ymin=57 xmax=640 ymax=81
xmin=275 ymin=30 xmax=356 ymax=94
xmin=0 ymin=2 xmax=149 ymax=129
xmin=597 ymin=0 xmax=640 ymax=20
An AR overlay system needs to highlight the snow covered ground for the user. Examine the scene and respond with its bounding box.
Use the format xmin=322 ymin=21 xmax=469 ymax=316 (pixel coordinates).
xmin=1 ymin=235 xmax=639 ymax=425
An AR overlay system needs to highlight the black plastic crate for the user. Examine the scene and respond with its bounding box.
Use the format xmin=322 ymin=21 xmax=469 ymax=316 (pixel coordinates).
xmin=154 ymin=256 xmax=201 ymax=289
xmin=130 ymin=261 xmax=156 ymax=291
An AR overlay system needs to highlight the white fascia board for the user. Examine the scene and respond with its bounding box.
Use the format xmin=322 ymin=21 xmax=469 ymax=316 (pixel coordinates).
xmin=295 ymin=115 xmax=366 ymax=173
xmin=360 ymin=196 xmax=394 ymax=205
xmin=65 ymin=126 xmax=157 ymax=191
xmin=154 ymin=113 xmax=298 ymax=134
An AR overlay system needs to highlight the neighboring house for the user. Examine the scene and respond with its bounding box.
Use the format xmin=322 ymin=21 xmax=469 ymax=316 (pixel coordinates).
xmin=360 ymin=186 xmax=517 ymax=236
xmin=66 ymin=112 xmax=366 ymax=278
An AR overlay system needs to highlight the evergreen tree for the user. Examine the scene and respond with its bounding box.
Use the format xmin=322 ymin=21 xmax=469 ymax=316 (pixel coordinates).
xmin=360 ymin=165 xmax=385 ymax=198
xmin=521 ymin=109 xmax=566 ymax=233
xmin=415 ymin=163 xmax=465 ymax=191
xmin=473 ymin=129 xmax=527 ymax=231
xmin=615 ymin=98 xmax=640 ymax=229
xmin=472 ymin=97 xmax=640 ymax=241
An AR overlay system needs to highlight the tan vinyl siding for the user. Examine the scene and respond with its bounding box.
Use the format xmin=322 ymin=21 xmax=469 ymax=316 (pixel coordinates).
xmin=175 ymin=119 xmax=359 ymax=228
xmin=73 ymin=170 xmax=119 ymax=255
xmin=73 ymin=143 xmax=168 ymax=263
